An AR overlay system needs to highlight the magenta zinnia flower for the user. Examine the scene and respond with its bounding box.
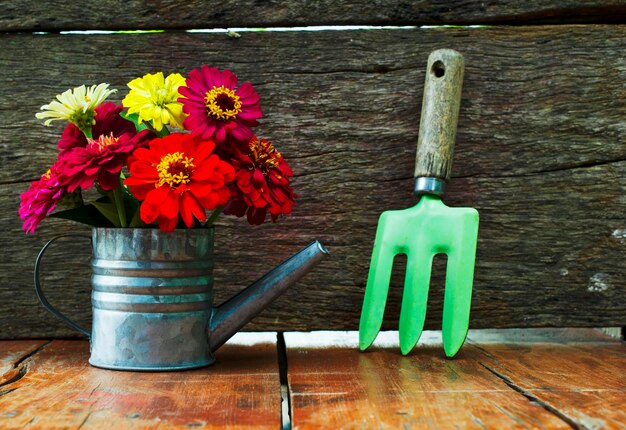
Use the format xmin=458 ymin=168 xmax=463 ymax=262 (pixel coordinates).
xmin=222 ymin=136 xmax=296 ymax=225
xmin=57 ymin=102 xmax=138 ymax=156
xmin=19 ymin=164 xmax=66 ymax=234
xmin=58 ymin=129 xmax=153 ymax=192
xmin=178 ymin=66 xmax=262 ymax=144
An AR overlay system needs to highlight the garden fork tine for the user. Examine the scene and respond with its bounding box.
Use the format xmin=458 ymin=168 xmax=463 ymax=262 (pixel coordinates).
xmin=359 ymin=49 xmax=479 ymax=357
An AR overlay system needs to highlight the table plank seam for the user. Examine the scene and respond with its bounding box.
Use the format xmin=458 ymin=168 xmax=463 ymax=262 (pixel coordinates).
xmin=468 ymin=341 xmax=584 ymax=428
xmin=277 ymin=332 xmax=292 ymax=430
xmin=0 ymin=339 xmax=51 ymax=394
xmin=478 ymin=361 xmax=580 ymax=429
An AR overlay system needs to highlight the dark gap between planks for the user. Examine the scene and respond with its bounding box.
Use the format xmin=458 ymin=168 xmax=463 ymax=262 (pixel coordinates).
xmin=478 ymin=362 xmax=579 ymax=429
xmin=277 ymin=332 xmax=292 ymax=430
xmin=2 ymin=1 xmax=626 ymax=33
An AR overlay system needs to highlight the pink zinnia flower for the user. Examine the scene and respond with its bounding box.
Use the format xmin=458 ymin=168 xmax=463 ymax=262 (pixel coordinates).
xmin=57 ymin=102 xmax=138 ymax=156
xmin=58 ymin=129 xmax=153 ymax=192
xmin=222 ymin=136 xmax=296 ymax=225
xmin=19 ymin=165 xmax=66 ymax=234
xmin=178 ymin=66 xmax=262 ymax=144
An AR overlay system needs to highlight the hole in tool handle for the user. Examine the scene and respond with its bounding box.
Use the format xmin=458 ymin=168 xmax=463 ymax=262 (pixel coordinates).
xmin=431 ymin=60 xmax=445 ymax=78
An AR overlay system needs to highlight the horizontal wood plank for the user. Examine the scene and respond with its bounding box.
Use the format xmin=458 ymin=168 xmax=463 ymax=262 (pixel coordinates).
xmin=2 ymin=1 xmax=626 ymax=31
xmin=473 ymin=341 xmax=626 ymax=428
xmin=283 ymin=333 xmax=567 ymax=428
xmin=0 ymin=339 xmax=281 ymax=429
xmin=284 ymin=330 xmax=626 ymax=429
xmin=1 ymin=26 xmax=626 ymax=337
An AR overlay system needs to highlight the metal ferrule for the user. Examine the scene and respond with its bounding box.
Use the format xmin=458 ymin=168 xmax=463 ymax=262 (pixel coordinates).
xmin=414 ymin=177 xmax=446 ymax=197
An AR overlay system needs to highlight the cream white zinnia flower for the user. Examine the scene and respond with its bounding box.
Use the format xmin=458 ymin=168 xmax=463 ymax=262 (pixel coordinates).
xmin=35 ymin=83 xmax=117 ymax=131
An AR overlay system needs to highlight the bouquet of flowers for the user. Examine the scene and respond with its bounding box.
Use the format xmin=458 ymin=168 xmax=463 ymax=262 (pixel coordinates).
xmin=19 ymin=66 xmax=296 ymax=233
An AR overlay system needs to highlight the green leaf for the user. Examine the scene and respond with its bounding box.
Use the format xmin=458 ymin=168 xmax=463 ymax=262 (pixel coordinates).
xmin=205 ymin=206 xmax=223 ymax=227
xmin=110 ymin=186 xmax=127 ymax=227
xmin=92 ymin=200 xmax=121 ymax=227
xmin=120 ymin=110 xmax=150 ymax=132
xmin=49 ymin=204 xmax=112 ymax=227
xmin=57 ymin=189 xmax=84 ymax=209
xmin=155 ymin=126 xmax=170 ymax=137
xmin=129 ymin=207 xmax=145 ymax=228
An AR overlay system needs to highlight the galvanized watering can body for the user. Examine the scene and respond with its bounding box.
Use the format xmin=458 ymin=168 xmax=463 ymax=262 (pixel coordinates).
xmin=34 ymin=228 xmax=328 ymax=371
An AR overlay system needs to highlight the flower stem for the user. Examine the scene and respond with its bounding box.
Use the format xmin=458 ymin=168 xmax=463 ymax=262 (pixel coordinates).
xmin=112 ymin=185 xmax=127 ymax=227
xmin=205 ymin=206 xmax=223 ymax=227
xmin=81 ymin=126 xmax=93 ymax=140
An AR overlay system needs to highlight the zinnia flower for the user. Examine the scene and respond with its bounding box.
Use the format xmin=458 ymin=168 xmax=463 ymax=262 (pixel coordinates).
xmin=19 ymin=165 xmax=66 ymax=234
xmin=178 ymin=66 xmax=262 ymax=144
xmin=122 ymin=72 xmax=187 ymax=132
xmin=223 ymin=136 xmax=296 ymax=225
xmin=57 ymin=102 xmax=139 ymax=157
xmin=58 ymin=129 xmax=153 ymax=192
xmin=35 ymin=83 xmax=116 ymax=132
xmin=124 ymin=133 xmax=236 ymax=232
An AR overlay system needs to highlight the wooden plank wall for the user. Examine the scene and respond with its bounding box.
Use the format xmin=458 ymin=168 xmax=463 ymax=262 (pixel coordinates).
xmin=1 ymin=1 xmax=625 ymax=338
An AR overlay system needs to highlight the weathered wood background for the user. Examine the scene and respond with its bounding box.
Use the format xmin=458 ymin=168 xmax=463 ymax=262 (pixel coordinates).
xmin=1 ymin=1 xmax=625 ymax=338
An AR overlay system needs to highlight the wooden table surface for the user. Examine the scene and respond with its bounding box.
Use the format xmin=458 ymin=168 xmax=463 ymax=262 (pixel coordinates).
xmin=0 ymin=329 xmax=623 ymax=429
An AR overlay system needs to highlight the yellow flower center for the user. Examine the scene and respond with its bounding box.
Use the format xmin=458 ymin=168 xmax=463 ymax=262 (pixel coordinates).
xmin=155 ymin=88 xmax=168 ymax=106
xmin=88 ymin=133 xmax=119 ymax=152
xmin=157 ymin=152 xmax=195 ymax=188
xmin=204 ymin=86 xmax=242 ymax=121
xmin=42 ymin=169 xmax=52 ymax=180
xmin=249 ymin=138 xmax=281 ymax=175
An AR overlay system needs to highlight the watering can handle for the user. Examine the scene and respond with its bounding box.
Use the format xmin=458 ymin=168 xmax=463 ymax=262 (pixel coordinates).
xmin=34 ymin=234 xmax=92 ymax=338
xmin=414 ymin=49 xmax=465 ymax=187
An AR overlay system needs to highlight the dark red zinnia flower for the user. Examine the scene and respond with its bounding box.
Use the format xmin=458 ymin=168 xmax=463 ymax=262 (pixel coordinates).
xmin=124 ymin=133 xmax=236 ymax=232
xmin=58 ymin=129 xmax=153 ymax=192
xmin=57 ymin=102 xmax=138 ymax=156
xmin=178 ymin=66 xmax=262 ymax=144
xmin=19 ymin=164 xmax=66 ymax=234
xmin=222 ymin=136 xmax=296 ymax=225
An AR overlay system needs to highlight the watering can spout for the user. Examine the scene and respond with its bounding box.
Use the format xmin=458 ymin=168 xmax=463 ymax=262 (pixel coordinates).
xmin=209 ymin=241 xmax=329 ymax=351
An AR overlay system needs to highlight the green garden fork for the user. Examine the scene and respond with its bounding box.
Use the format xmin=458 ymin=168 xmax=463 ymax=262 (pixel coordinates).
xmin=359 ymin=49 xmax=479 ymax=358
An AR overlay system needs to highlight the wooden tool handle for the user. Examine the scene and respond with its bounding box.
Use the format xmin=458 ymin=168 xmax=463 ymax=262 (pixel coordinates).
xmin=414 ymin=49 xmax=464 ymax=181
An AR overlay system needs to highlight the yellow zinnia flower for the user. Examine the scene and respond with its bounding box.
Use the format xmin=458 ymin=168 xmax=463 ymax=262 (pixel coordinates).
xmin=35 ymin=83 xmax=116 ymax=131
xmin=122 ymin=72 xmax=187 ymax=132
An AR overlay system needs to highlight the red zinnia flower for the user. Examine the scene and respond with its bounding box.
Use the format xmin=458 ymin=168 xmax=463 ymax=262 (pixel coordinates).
xmin=223 ymin=136 xmax=296 ymax=225
xmin=58 ymin=129 xmax=153 ymax=192
xmin=125 ymin=133 xmax=236 ymax=232
xmin=178 ymin=66 xmax=262 ymax=144
xmin=19 ymin=164 xmax=66 ymax=234
xmin=58 ymin=102 xmax=138 ymax=156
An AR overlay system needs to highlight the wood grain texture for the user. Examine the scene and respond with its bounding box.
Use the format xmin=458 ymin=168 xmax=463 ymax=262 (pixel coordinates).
xmin=0 ymin=340 xmax=48 ymax=386
xmin=2 ymin=1 xmax=626 ymax=31
xmin=414 ymin=49 xmax=464 ymax=181
xmin=1 ymin=26 xmax=626 ymax=337
xmin=284 ymin=330 xmax=626 ymax=429
xmin=0 ymin=339 xmax=281 ymax=429
xmin=284 ymin=337 xmax=568 ymax=428
xmin=472 ymin=340 xmax=626 ymax=428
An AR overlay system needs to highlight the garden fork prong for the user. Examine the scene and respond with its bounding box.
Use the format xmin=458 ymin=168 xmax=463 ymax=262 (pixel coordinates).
xmin=359 ymin=212 xmax=402 ymax=351
xmin=398 ymin=245 xmax=433 ymax=355
xmin=441 ymin=209 xmax=479 ymax=357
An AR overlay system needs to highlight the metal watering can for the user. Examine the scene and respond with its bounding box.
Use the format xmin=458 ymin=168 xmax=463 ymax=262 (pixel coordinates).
xmin=34 ymin=228 xmax=328 ymax=371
